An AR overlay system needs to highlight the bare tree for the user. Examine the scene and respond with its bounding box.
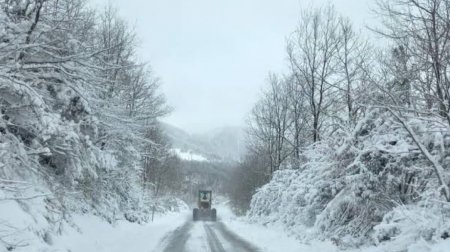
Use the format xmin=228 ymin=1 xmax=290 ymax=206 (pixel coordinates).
xmin=375 ymin=0 xmax=450 ymax=122
xmin=124 ymin=66 xmax=171 ymax=121
xmin=284 ymin=74 xmax=308 ymax=159
xmin=287 ymin=6 xmax=342 ymax=142
xmin=336 ymin=18 xmax=371 ymax=125
xmin=97 ymin=4 xmax=136 ymax=98
xmin=247 ymin=74 xmax=291 ymax=174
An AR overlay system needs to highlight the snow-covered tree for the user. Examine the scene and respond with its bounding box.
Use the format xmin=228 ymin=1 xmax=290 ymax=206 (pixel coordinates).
xmin=242 ymin=2 xmax=450 ymax=249
xmin=0 ymin=1 xmax=172 ymax=247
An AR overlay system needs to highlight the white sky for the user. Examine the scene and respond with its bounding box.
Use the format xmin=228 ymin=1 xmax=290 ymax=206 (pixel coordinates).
xmin=92 ymin=0 xmax=375 ymax=134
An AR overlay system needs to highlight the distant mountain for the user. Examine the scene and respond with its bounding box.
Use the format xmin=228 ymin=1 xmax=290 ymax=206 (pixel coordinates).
xmin=160 ymin=122 xmax=246 ymax=162
xmin=192 ymin=126 xmax=246 ymax=161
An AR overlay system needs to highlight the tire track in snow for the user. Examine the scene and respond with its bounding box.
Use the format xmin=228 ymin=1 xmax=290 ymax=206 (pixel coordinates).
xmin=214 ymin=222 xmax=261 ymax=252
xmin=204 ymin=223 xmax=226 ymax=252
xmin=157 ymin=220 xmax=261 ymax=252
xmin=155 ymin=221 xmax=193 ymax=252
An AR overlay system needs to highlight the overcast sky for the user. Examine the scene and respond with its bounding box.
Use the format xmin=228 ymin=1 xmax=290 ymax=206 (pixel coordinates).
xmin=92 ymin=0 xmax=375 ymax=134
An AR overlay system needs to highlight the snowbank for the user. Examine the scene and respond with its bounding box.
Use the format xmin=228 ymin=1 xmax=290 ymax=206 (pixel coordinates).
xmin=220 ymin=201 xmax=340 ymax=252
xmin=0 ymin=198 xmax=189 ymax=252
xmin=51 ymin=210 xmax=189 ymax=252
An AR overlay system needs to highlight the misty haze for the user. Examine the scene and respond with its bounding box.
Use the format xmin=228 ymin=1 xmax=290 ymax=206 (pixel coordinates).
xmin=1 ymin=0 xmax=450 ymax=251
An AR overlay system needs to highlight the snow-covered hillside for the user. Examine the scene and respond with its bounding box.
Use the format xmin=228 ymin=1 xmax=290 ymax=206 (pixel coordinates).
xmin=171 ymin=148 xmax=208 ymax=162
xmin=162 ymin=123 xmax=245 ymax=162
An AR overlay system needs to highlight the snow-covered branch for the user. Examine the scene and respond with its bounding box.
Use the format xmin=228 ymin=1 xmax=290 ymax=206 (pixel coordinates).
xmin=387 ymin=108 xmax=450 ymax=202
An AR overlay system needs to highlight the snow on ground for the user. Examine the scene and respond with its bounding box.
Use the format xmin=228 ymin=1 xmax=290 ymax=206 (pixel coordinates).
xmin=5 ymin=197 xmax=450 ymax=252
xmin=51 ymin=211 xmax=190 ymax=252
xmin=216 ymin=201 xmax=339 ymax=252
xmin=0 ymin=199 xmax=50 ymax=251
xmin=218 ymin=201 xmax=450 ymax=252
xmin=3 ymin=209 xmax=190 ymax=252
xmin=170 ymin=148 xmax=208 ymax=161
xmin=2 ymin=196 xmax=331 ymax=252
xmin=185 ymin=222 xmax=210 ymax=251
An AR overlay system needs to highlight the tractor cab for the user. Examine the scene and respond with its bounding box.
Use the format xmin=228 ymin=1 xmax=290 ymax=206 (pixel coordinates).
xmin=199 ymin=191 xmax=211 ymax=208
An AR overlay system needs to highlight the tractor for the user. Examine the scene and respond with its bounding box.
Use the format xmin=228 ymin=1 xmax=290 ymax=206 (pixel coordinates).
xmin=193 ymin=190 xmax=217 ymax=221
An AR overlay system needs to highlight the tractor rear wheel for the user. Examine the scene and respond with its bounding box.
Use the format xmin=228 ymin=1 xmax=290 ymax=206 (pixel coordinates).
xmin=193 ymin=208 xmax=199 ymax=221
xmin=211 ymin=208 xmax=217 ymax=221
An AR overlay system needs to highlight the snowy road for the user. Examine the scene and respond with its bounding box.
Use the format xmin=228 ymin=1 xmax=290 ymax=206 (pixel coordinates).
xmin=48 ymin=202 xmax=337 ymax=252
xmin=156 ymin=220 xmax=260 ymax=252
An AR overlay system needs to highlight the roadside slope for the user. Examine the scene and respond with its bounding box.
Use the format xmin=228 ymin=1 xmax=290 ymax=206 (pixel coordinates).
xmin=49 ymin=211 xmax=189 ymax=252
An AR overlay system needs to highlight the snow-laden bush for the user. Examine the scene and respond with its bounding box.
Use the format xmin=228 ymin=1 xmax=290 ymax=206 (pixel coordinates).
xmin=372 ymin=203 xmax=450 ymax=251
xmin=248 ymin=109 xmax=450 ymax=247
xmin=248 ymin=141 xmax=338 ymax=230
